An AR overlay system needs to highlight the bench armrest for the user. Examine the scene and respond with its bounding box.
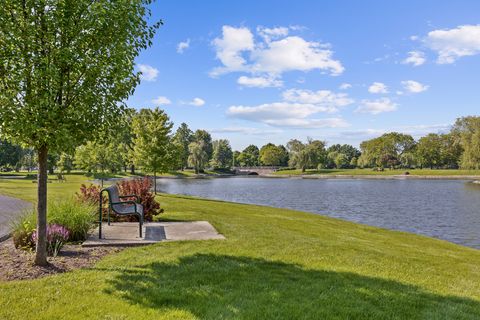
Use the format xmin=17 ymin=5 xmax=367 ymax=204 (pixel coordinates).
xmin=111 ymin=200 xmax=137 ymax=213
xmin=119 ymin=194 xmax=140 ymax=203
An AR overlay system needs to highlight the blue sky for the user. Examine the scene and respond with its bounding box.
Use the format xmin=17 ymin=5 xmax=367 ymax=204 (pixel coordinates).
xmin=128 ymin=0 xmax=480 ymax=150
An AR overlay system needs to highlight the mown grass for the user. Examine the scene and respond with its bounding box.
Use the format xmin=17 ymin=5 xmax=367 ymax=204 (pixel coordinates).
xmin=0 ymin=175 xmax=480 ymax=319
xmin=275 ymin=168 xmax=480 ymax=176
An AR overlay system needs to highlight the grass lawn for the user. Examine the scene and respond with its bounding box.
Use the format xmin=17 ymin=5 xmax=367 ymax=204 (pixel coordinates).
xmin=0 ymin=175 xmax=480 ymax=319
xmin=275 ymin=168 xmax=480 ymax=176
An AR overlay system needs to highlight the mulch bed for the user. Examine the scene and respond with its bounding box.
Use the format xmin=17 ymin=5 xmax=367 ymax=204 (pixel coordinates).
xmin=0 ymin=239 xmax=123 ymax=282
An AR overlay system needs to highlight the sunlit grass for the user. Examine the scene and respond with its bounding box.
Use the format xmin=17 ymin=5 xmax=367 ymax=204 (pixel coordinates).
xmin=0 ymin=175 xmax=480 ymax=318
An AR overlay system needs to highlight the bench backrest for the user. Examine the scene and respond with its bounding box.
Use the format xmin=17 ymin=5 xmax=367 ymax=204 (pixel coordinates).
xmin=104 ymin=184 xmax=121 ymax=204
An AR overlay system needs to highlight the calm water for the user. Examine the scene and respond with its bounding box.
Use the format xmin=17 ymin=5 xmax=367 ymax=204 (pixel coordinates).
xmin=157 ymin=177 xmax=480 ymax=249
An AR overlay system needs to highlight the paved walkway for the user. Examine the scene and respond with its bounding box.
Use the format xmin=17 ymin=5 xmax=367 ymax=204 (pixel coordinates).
xmin=0 ymin=195 xmax=32 ymax=241
xmin=83 ymin=221 xmax=225 ymax=247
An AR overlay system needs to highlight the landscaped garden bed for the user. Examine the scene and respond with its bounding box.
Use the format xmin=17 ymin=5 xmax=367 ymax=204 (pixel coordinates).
xmin=0 ymin=239 xmax=121 ymax=281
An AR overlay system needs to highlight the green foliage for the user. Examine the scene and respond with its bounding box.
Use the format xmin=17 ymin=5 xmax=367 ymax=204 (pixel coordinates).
xmin=237 ymin=145 xmax=260 ymax=167
xmin=453 ymin=116 xmax=480 ymax=169
xmin=326 ymin=144 xmax=361 ymax=168
xmin=57 ymin=153 xmax=74 ymax=173
xmin=188 ymin=141 xmax=209 ymax=174
xmin=173 ymin=123 xmax=194 ymax=170
xmin=132 ymin=108 xmax=176 ymax=175
xmin=211 ymin=139 xmax=233 ymax=169
xmin=358 ymin=132 xmax=416 ymax=168
xmin=259 ymin=143 xmax=289 ymax=166
xmin=11 ymin=211 xmax=36 ymax=250
xmin=193 ymin=130 xmax=213 ymax=162
xmin=0 ymin=140 xmax=22 ymax=170
xmin=287 ymin=138 xmax=326 ymax=172
xmin=48 ymin=199 xmax=97 ymax=242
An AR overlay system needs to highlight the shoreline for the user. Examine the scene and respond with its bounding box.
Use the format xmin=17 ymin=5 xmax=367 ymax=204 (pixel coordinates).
xmin=156 ymin=174 xmax=480 ymax=180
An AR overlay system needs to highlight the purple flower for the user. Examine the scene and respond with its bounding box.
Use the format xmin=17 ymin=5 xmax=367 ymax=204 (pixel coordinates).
xmin=32 ymin=224 xmax=70 ymax=257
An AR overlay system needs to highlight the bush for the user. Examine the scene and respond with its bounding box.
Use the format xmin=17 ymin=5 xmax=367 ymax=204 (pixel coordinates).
xmin=11 ymin=211 xmax=36 ymax=250
xmin=11 ymin=198 xmax=96 ymax=250
xmin=117 ymin=177 xmax=162 ymax=221
xmin=48 ymin=199 xmax=97 ymax=242
xmin=32 ymin=224 xmax=69 ymax=257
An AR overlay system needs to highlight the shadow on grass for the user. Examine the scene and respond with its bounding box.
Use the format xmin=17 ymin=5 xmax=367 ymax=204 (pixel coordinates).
xmin=103 ymin=254 xmax=480 ymax=319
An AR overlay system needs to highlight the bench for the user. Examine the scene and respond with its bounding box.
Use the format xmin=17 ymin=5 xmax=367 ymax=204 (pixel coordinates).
xmin=98 ymin=184 xmax=144 ymax=239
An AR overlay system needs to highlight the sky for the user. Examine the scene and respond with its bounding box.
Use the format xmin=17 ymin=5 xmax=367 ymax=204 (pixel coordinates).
xmin=127 ymin=0 xmax=480 ymax=150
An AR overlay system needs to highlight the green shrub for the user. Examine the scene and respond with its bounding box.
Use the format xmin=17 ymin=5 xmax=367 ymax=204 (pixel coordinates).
xmin=11 ymin=211 xmax=36 ymax=250
xmin=48 ymin=198 xmax=97 ymax=242
xmin=11 ymin=198 xmax=96 ymax=248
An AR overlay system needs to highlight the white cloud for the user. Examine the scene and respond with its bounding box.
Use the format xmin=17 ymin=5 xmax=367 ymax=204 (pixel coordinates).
xmin=188 ymin=98 xmax=205 ymax=107
xmin=237 ymin=76 xmax=283 ymax=88
xmin=226 ymin=88 xmax=352 ymax=128
xmin=211 ymin=26 xmax=255 ymax=75
xmin=211 ymin=25 xmax=344 ymax=79
xmin=368 ymin=82 xmax=388 ymax=94
xmin=177 ymin=39 xmax=190 ymax=54
xmin=339 ymin=83 xmax=352 ymax=90
xmin=282 ymin=89 xmax=353 ymax=111
xmin=403 ymin=51 xmax=426 ymax=66
xmin=401 ymin=80 xmax=429 ymax=93
xmin=263 ymin=118 xmax=349 ymax=128
xmin=210 ymin=126 xmax=282 ymax=135
xmin=250 ymin=36 xmax=344 ymax=76
xmin=425 ymin=25 xmax=480 ymax=64
xmin=257 ymin=26 xmax=289 ymax=42
xmin=356 ymin=98 xmax=397 ymax=115
xmin=138 ymin=64 xmax=159 ymax=81
xmin=152 ymin=96 xmax=171 ymax=106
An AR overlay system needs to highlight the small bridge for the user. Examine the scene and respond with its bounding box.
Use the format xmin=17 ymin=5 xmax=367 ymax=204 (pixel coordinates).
xmin=233 ymin=166 xmax=281 ymax=176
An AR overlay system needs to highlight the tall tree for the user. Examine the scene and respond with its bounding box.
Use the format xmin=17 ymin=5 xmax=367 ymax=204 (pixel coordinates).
xmin=259 ymin=143 xmax=289 ymax=166
xmin=416 ymin=134 xmax=443 ymax=169
xmin=193 ymin=130 xmax=213 ymax=161
xmin=173 ymin=123 xmax=194 ymax=170
xmin=211 ymin=139 xmax=233 ymax=169
xmin=0 ymin=140 xmax=22 ymax=170
xmin=0 ymin=0 xmax=159 ymax=264
xmin=188 ymin=141 xmax=208 ymax=174
xmin=452 ymin=116 xmax=480 ymax=169
xmin=237 ymin=145 xmax=260 ymax=167
xmin=288 ymin=138 xmax=326 ymax=172
xmin=132 ymin=108 xmax=175 ymax=193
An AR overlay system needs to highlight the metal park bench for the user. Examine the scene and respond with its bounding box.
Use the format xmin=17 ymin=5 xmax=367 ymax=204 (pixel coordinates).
xmin=98 ymin=184 xmax=144 ymax=239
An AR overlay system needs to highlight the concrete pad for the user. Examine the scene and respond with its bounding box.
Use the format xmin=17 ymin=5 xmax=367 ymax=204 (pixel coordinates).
xmin=82 ymin=221 xmax=225 ymax=247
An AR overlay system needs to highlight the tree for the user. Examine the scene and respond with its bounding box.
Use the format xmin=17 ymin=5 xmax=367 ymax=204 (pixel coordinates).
xmin=173 ymin=123 xmax=194 ymax=170
xmin=416 ymin=134 xmax=442 ymax=169
xmin=237 ymin=145 xmax=260 ymax=167
xmin=358 ymin=133 xmax=415 ymax=169
xmin=193 ymin=130 xmax=213 ymax=162
xmin=326 ymin=144 xmax=361 ymax=168
xmin=57 ymin=153 xmax=74 ymax=173
xmin=211 ymin=139 xmax=233 ymax=169
xmin=0 ymin=140 xmax=22 ymax=170
xmin=259 ymin=143 xmax=289 ymax=166
xmin=287 ymin=138 xmax=326 ymax=172
xmin=132 ymin=108 xmax=175 ymax=193
xmin=0 ymin=0 xmax=159 ymax=265
xmin=188 ymin=141 xmax=208 ymax=174
xmin=452 ymin=116 xmax=480 ymax=169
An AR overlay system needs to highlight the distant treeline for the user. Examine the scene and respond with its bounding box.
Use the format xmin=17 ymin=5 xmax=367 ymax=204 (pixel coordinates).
xmin=1 ymin=113 xmax=479 ymax=174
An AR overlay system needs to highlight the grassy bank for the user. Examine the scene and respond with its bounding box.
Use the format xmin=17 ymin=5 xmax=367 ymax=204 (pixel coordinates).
xmin=275 ymin=168 xmax=480 ymax=177
xmin=0 ymin=175 xmax=480 ymax=319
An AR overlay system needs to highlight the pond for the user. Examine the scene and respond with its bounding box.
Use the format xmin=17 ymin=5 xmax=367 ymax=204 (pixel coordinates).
xmin=157 ymin=177 xmax=480 ymax=249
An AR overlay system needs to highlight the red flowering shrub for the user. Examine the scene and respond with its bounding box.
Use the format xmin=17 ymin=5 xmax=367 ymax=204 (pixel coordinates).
xmin=76 ymin=183 xmax=108 ymax=216
xmin=117 ymin=177 xmax=162 ymax=222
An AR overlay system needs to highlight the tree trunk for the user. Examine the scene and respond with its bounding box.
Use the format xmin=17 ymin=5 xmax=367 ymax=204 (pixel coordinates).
xmin=130 ymin=164 xmax=135 ymax=175
xmin=154 ymin=171 xmax=157 ymax=195
xmin=34 ymin=145 xmax=48 ymax=266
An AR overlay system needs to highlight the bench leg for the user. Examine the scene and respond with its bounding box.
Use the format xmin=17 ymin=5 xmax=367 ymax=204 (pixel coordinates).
xmin=108 ymin=207 xmax=111 ymax=226
xmin=139 ymin=214 xmax=143 ymax=238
